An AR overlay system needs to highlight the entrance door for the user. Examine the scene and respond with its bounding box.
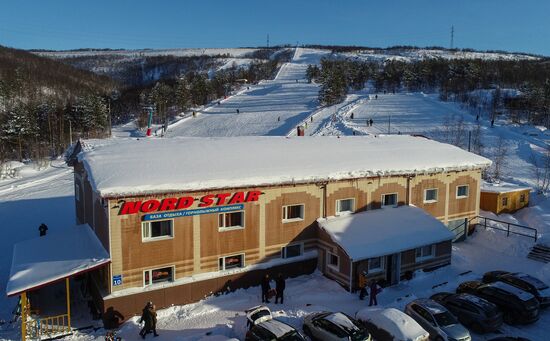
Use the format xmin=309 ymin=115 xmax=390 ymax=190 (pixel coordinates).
xmin=385 ymin=253 xmax=401 ymax=285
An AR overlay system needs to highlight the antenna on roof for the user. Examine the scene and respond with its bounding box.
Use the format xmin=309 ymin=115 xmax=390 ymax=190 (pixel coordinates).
xmin=450 ymin=25 xmax=454 ymax=49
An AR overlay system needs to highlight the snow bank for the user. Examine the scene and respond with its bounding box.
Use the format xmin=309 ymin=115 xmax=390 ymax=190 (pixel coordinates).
xmin=318 ymin=206 xmax=454 ymax=261
xmin=79 ymin=135 xmax=491 ymax=197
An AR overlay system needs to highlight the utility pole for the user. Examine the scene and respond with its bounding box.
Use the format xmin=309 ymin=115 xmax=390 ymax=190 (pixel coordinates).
xmin=267 ymin=34 xmax=269 ymax=48
xmin=450 ymin=25 xmax=454 ymax=49
xmin=69 ymin=120 xmax=73 ymax=146
xmin=388 ymin=115 xmax=391 ymax=134
xmin=108 ymin=98 xmax=112 ymax=137
xmin=468 ymin=130 xmax=471 ymax=152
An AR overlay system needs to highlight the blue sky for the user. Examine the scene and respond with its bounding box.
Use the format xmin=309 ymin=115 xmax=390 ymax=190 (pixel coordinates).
xmin=0 ymin=0 xmax=548 ymax=55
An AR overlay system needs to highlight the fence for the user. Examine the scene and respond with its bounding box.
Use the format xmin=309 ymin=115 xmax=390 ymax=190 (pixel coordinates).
xmin=27 ymin=314 xmax=71 ymax=340
xmin=449 ymin=216 xmax=538 ymax=243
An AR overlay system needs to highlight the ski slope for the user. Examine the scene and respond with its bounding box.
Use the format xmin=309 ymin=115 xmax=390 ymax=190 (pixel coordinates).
xmin=165 ymin=48 xmax=329 ymax=137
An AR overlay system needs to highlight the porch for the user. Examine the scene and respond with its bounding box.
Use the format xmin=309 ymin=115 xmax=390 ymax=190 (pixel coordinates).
xmin=6 ymin=224 xmax=110 ymax=340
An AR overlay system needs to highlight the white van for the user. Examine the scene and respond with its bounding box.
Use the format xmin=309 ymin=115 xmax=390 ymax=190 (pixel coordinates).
xmin=356 ymin=308 xmax=429 ymax=341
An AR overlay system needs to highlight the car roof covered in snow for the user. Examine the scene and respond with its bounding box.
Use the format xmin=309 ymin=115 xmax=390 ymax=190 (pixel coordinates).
xmin=78 ymin=135 xmax=491 ymax=197
xmin=318 ymin=205 xmax=454 ymax=261
xmin=356 ymin=308 xmax=429 ymax=340
xmin=324 ymin=312 xmax=360 ymax=331
xmin=256 ymin=319 xmax=296 ymax=338
xmin=412 ymin=298 xmax=448 ymax=314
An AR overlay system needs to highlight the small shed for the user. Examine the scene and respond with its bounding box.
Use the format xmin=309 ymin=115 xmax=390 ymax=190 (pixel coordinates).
xmin=480 ymin=183 xmax=531 ymax=214
xmin=7 ymin=224 xmax=110 ymax=340
xmin=317 ymin=206 xmax=454 ymax=291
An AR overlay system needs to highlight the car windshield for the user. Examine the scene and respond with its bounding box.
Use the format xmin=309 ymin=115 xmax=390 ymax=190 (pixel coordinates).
xmin=280 ymin=330 xmax=305 ymax=341
xmin=349 ymin=327 xmax=369 ymax=341
xmin=434 ymin=311 xmax=457 ymax=326
xmin=250 ymin=310 xmax=271 ymax=323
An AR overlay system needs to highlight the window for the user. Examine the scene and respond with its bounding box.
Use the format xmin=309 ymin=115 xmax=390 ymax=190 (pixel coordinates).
xmin=218 ymin=211 xmax=244 ymax=231
xmin=502 ymin=197 xmax=508 ymax=207
xmin=328 ymin=252 xmax=339 ymax=270
xmin=456 ymin=185 xmax=469 ymax=198
xmin=415 ymin=245 xmax=435 ymax=261
xmin=282 ymin=204 xmax=304 ymax=222
xmin=368 ymin=257 xmax=384 ymax=273
xmin=142 ymin=220 xmax=173 ymax=241
xmin=75 ymin=182 xmax=81 ymax=201
xmin=281 ymin=243 xmax=303 ymax=258
xmin=219 ymin=254 xmax=244 ymax=271
xmin=424 ymin=188 xmax=438 ymax=203
xmin=336 ymin=198 xmax=355 ymax=215
xmin=382 ymin=193 xmax=398 ymax=207
xmin=520 ymin=194 xmax=526 ymax=203
xmin=143 ymin=266 xmax=174 ymax=286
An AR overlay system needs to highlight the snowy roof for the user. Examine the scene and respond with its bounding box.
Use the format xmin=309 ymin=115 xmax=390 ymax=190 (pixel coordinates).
xmin=78 ymin=135 xmax=491 ymax=197
xmin=318 ymin=206 xmax=454 ymax=261
xmin=481 ymin=182 xmax=531 ymax=194
xmin=6 ymin=224 xmax=110 ymax=296
xmin=356 ymin=308 xmax=429 ymax=340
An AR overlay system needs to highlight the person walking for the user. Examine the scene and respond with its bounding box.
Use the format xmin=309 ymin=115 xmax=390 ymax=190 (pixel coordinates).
xmin=139 ymin=302 xmax=153 ymax=339
xmin=261 ymin=274 xmax=271 ymax=303
xmin=236 ymin=108 xmax=240 ymax=114
xmin=275 ymin=273 xmax=285 ymax=304
xmin=150 ymin=304 xmax=159 ymax=337
xmin=368 ymin=280 xmax=382 ymax=307
xmin=39 ymin=223 xmax=48 ymax=237
xmin=359 ymin=284 xmax=368 ymax=301
xmin=369 ymin=118 xmax=373 ymax=127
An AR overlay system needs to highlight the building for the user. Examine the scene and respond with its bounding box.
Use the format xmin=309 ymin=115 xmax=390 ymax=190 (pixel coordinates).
xmin=67 ymin=135 xmax=490 ymax=319
xmin=480 ymin=183 xmax=531 ymax=214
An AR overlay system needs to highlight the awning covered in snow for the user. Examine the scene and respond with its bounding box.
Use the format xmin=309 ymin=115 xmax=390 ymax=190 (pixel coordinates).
xmin=318 ymin=206 xmax=454 ymax=262
xmin=6 ymin=224 xmax=110 ymax=297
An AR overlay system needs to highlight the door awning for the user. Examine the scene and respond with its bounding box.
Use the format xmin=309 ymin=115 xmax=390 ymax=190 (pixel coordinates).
xmin=6 ymin=224 xmax=110 ymax=297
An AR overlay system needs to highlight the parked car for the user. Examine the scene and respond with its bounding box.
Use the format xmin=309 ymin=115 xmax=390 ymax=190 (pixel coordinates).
xmin=356 ymin=307 xmax=429 ymax=341
xmin=245 ymin=305 xmax=306 ymax=341
xmin=303 ymin=311 xmax=372 ymax=341
xmin=482 ymin=271 xmax=550 ymax=308
xmin=404 ymin=298 xmax=471 ymax=341
xmin=456 ymin=281 xmax=539 ymax=324
xmin=430 ymin=292 xmax=503 ymax=333
xmin=487 ymin=338 xmax=531 ymax=341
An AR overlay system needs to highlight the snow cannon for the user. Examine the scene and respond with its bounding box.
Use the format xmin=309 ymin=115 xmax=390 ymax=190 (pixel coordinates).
xmin=146 ymin=107 xmax=154 ymax=137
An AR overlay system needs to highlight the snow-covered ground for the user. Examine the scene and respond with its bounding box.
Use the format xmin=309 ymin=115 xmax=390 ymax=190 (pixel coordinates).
xmin=165 ymin=48 xmax=330 ymax=137
xmin=2 ymin=47 xmax=550 ymax=340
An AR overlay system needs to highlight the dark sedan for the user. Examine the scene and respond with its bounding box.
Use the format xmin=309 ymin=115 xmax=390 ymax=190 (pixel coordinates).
xmin=456 ymin=281 xmax=539 ymax=325
xmin=430 ymin=292 xmax=503 ymax=333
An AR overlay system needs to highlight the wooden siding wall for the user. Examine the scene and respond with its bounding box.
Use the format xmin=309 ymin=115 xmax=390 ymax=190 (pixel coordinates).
xmin=79 ymin=168 xmax=483 ymax=295
xmin=480 ymin=189 xmax=530 ymax=214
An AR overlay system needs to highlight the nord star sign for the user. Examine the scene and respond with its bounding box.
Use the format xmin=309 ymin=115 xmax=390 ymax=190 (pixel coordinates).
xmin=118 ymin=190 xmax=262 ymax=215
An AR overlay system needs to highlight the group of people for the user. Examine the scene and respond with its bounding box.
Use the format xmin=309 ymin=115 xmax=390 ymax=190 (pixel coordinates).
xmin=261 ymin=273 xmax=286 ymax=304
xmin=139 ymin=301 xmax=159 ymax=339
xmin=359 ymin=279 xmax=383 ymax=306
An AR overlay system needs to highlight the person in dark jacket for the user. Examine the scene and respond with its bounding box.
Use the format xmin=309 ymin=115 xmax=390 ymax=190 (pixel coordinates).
xmin=261 ymin=274 xmax=271 ymax=303
xmin=368 ymin=280 xmax=382 ymax=306
xmin=275 ymin=273 xmax=286 ymax=304
xmin=359 ymin=284 xmax=368 ymax=300
xmin=139 ymin=302 xmax=159 ymax=338
xmin=150 ymin=304 xmax=159 ymax=337
xmin=39 ymin=223 xmax=48 ymax=237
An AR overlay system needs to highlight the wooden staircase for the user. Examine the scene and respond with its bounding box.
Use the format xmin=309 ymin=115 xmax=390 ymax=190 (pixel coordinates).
xmin=528 ymin=243 xmax=550 ymax=263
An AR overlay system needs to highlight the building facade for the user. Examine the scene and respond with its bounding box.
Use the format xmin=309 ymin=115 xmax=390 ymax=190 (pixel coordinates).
xmin=73 ymin=136 xmax=490 ymax=319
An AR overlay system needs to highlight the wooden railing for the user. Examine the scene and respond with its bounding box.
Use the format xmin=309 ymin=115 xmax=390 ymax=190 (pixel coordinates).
xmin=27 ymin=314 xmax=71 ymax=339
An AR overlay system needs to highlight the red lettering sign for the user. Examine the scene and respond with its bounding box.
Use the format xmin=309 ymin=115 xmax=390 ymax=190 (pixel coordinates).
xmin=118 ymin=191 xmax=262 ymax=215
xmin=176 ymin=197 xmax=194 ymax=209
xmin=119 ymin=201 xmax=142 ymax=215
xmin=199 ymin=194 xmax=215 ymax=207
xmin=140 ymin=200 xmax=160 ymax=213
xmin=228 ymin=191 xmax=245 ymax=205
